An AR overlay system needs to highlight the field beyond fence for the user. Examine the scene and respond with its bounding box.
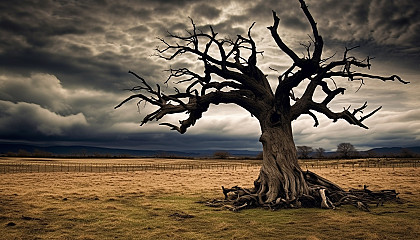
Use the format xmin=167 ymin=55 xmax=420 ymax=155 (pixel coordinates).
xmin=0 ymin=157 xmax=419 ymax=174
xmin=1 ymin=157 xmax=420 ymax=240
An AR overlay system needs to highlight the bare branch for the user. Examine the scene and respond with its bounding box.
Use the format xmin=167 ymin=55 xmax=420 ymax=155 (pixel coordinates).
xmin=308 ymin=101 xmax=382 ymax=129
xmin=155 ymin=90 xmax=262 ymax=133
xmin=290 ymin=76 xmax=345 ymax=121
xmin=317 ymin=81 xmax=346 ymax=105
xmin=201 ymin=81 xmax=245 ymax=95
xmin=299 ymin=0 xmax=323 ymax=61
xmin=115 ymin=93 xmax=161 ymax=109
xmin=319 ymin=52 xmax=337 ymax=65
xmin=343 ymin=45 xmax=360 ymax=60
xmin=328 ymin=72 xmax=409 ymax=84
xmin=128 ymin=71 xmax=155 ymax=93
xmin=278 ymin=63 xmax=296 ymax=82
xmin=307 ymin=110 xmax=319 ymax=127
xmin=268 ymin=11 xmax=301 ymax=64
xmin=360 ymin=106 xmax=382 ymax=122
xmin=117 ymin=68 xmax=264 ymax=133
xmin=159 ymin=122 xmax=181 ymax=132
xmin=352 ymin=101 xmax=367 ymax=115
xmin=300 ymin=41 xmax=312 ymax=59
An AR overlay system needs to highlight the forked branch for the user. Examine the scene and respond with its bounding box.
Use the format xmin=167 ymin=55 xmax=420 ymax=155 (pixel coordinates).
xmin=298 ymin=0 xmax=323 ymax=61
xmin=309 ymin=101 xmax=381 ymax=129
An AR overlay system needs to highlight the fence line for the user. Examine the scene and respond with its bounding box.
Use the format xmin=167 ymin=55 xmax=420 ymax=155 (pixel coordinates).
xmin=0 ymin=159 xmax=418 ymax=174
xmin=301 ymin=159 xmax=419 ymax=170
xmin=0 ymin=162 xmax=261 ymax=174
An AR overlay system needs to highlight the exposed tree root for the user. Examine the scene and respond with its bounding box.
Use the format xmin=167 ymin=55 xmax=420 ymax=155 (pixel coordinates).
xmin=204 ymin=170 xmax=400 ymax=212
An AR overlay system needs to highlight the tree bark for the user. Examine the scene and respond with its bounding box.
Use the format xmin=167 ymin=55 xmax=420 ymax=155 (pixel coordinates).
xmin=255 ymin=124 xmax=309 ymax=205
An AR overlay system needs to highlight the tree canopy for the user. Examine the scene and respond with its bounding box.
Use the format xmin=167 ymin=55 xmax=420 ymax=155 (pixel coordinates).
xmin=115 ymin=0 xmax=408 ymax=134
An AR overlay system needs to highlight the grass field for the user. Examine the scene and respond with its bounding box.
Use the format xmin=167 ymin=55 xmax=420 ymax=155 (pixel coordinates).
xmin=1 ymin=157 xmax=419 ymax=240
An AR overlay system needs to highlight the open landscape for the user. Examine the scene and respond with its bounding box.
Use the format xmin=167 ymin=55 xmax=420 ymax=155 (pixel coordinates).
xmin=1 ymin=157 xmax=419 ymax=240
xmin=2 ymin=0 xmax=420 ymax=239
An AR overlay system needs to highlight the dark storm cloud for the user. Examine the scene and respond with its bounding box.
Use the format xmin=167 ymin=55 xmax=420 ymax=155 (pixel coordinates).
xmin=0 ymin=47 xmax=140 ymax=92
xmin=101 ymin=132 xmax=260 ymax=151
xmin=0 ymin=0 xmax=163 ymax=89
xmin=0 ymin=0 xmax=419 ymax=151
xmin=192 ymin=4 xmax=221 ymax=20
xmin=0 ymin=100 xmax=88 ymax=138
xmin=0 ymin=1 xmax=90 ymax=47
xmin=307 ymin=1 xmax=420 ymax=59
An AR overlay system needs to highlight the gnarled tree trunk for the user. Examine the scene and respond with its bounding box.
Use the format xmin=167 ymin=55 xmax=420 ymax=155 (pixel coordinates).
xmin=216 ymin=118 xmax=399 ymax=211
xmin=256 ymin=124 xmax=309 ymax=204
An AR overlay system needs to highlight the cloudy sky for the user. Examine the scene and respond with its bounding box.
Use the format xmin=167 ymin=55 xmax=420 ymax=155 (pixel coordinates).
xmin=1 ymin=0 xmax=419 ymax=152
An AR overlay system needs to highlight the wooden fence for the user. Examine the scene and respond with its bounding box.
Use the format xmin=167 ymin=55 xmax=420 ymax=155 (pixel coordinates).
xmin=0 ymin=159 xmax=418 ymax=174
xmin=0 ymin=162 xmax=260 ymax=174
xmin=301 ymin=159 xmax=419 ymax=170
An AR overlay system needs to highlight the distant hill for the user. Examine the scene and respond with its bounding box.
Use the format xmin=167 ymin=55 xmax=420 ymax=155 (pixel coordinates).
xmin=1 ymin=143 xmax=418 ymax=158
xmin=0 ymin=143 xmax=260 ymax=157
xmin=315 ymin=146 xmax=420 ymax=158
xmin=185 ymin=149 xmax=261 ymax=157
xmin=0 ymin=143 xmax=198 ymax=157
xmin=366 ymin=146 xmax=420 ymax=156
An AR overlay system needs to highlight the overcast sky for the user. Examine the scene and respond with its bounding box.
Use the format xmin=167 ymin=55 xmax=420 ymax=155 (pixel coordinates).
xmin=1 ymin=0 xmax=419 ymax=152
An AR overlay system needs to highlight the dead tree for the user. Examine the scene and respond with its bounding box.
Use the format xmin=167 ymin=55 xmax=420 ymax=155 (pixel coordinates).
xmin=116 ymin=0 xmax=408 ymax=210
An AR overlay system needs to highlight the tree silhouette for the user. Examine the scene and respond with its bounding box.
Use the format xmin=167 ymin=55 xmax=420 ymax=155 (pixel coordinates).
xmin=315 ymin=147 xmax=326 ymax=158
xmin=337 ymin=143 xmax=357 ymax=159
xmin=116 ymin=0 xmax=406 ymax=210
xmin=297 ymin=146 xmax=313 ymax=159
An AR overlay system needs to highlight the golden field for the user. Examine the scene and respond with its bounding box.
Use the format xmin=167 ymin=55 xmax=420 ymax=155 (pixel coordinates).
xmin=1 ymin=157 xmax=419 ymax=240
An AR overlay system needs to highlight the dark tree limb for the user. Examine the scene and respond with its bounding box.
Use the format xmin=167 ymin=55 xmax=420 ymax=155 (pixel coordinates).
xmin=307 ymin=101 xmax=381 ymax=129
xmin=268 ymin=11 xmax=301 ymax=64
xmin=298 ymin=0 xmax=323 ymax=61
xmin=328 ymin=72 xmax=410 ymax=84
xmin=307 ymin=110 xmax=319 ymax=127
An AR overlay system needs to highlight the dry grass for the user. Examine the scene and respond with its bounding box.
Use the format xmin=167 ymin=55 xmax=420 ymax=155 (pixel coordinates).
xmin=1 ymin=158 xmax=419 ymax=240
